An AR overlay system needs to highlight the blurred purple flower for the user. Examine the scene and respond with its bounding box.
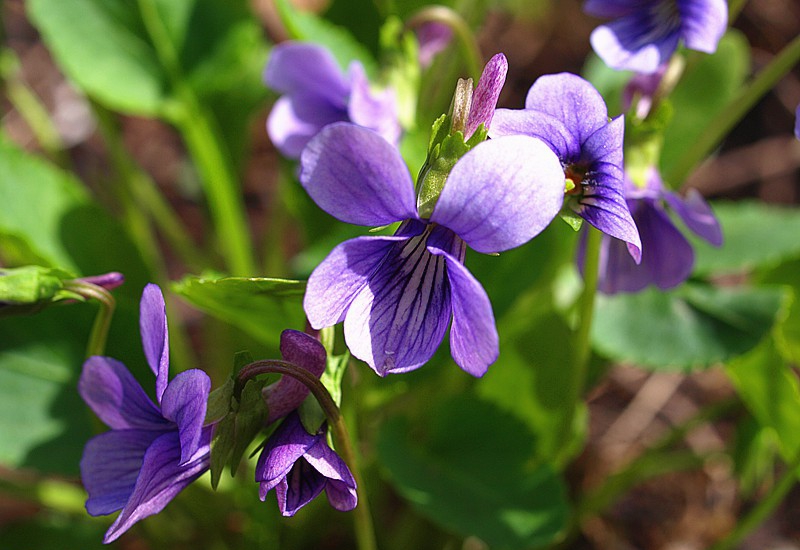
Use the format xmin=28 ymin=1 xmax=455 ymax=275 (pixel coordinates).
xmin=300 ymin=55 xmax=565 ymax=377
xmin=584 ymin=0 xmax=728 ymax=74
xmin=79 ymin=284 xmax=212 ymax=543
xmin=795 ymin=104 xmax=799 ymax=140
xmin=264 ymin=41 xmax=400 ymax=158
xmin=415 ymin=21 xmax=453 ymax=67
xmin=622 ymin=63 xmax=668 ymax=119
xmin=581 ymin=168 xmax=722 ymax=294
xmin=255 ymin=412 xmax=357 ymax=516
xmin=492 ymin=72 xmax=642 ymax=261
xmin=262 ymin=329 xmax=327 ymax=425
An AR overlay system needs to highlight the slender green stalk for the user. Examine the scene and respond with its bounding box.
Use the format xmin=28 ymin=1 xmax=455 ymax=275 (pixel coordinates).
xmin=137 ymin=0 xmax=255 ymax=276
xmin=237 ymin=360 xmax=378 ymax=550
xmin=0 ymin=48 xmax=67 ymax=165
xmin=64 ymin=281 xmax=116 ymax=358
xmin=709 ymin=451 xmax=800 ymax=550
xmin=665 ymin=33 xmax=800 ymax=186
xmin=406 ymin=5 xmax=483 ymax=81
xmin=93 ymin=104 xmax=206 ymax=272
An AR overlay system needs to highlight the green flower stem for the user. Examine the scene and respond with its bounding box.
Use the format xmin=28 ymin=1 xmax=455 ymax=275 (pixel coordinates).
xmin=0 ymin=48 xmax=67 ymax=165
xmin=406 ymin=5 xmax=483 ymax=81
xmin=709 ymin=450 xmax=800 ymax=550
xmin=562 ymin=225 xmax=602 ymax=444
xmin=137 ymin=0 xmax=255 ymax=276
xmin=93 ymin=104 xmax=206 ymax=273
xmin=236 ymin=360 xmax=378 ymax=550
xmin=64 ymin=280 xmax=116 ymax=358
xmin=666 ymin=32 xmax=800 ymax=186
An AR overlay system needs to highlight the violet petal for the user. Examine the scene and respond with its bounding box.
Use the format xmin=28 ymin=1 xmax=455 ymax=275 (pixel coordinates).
xmin=263 ymin=42 xmax=349 ymax=105
xmin=590 ymin=16 xmax=681 ymax=74
xmin=428 ymin=246 xmax=498 ymax=377
xmin=78 ymin=356 xmax=167 ymax=430
xmin=343 ymin=229 xmax=454 ymax=376
xmin=348 ymin=63 xmax=401 ymax=147
xmin=680 ymin=0 xmax=728 ymax=54
xmin=432 ymin=135 xmax=565 ymax=253
xmin=139 ymin=284 xmax=169 ymax=403
xmin=277 ymin=458 xmax=327 ymax=516
xmin=664 ymin=189 xmax=723 ymax=246
xmin=81 ymin=429 xmax=159 ymax=516
xmin=524 ymin=73 xmax=610 ymax=140
xmin=304 ymin=235 xmax=407 ymax=330
xmin=159 ymin=369 xmax=211 ymax=465
xmin=103 ymin=429 xmax=211 ymax=543
xmin=300 ymin=123 xmax=418 ymax=226
xmin=255 ymin=414 xmax=318 ymax=491
xmin=490 ymin=109 xmax=581 ymax=160
xmin=267 ymin=94 xmax=348 ymax=159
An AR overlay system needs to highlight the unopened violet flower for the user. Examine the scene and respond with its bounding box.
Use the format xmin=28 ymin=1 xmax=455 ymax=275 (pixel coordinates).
xmin=301 ymin=55 xmax=565 ymax=377
xmin=256 ymin=412 xmax=357 ymax=516
xmin=491 ymin=72 xmax=642 ymax=261
xmin=264 ymin=41 xmax=401 ymax=158
xmin=79 ymin=284 xmax=212 ymax=543
xmin=583 ymin=0 xmax=728 ymax=74
xmin=262 ymin=329 xmax=327 ymax=425
xmin=415 ymin=21 xmax=453 ymax=67
xmin=581 ymin=167 xmax=722 ymax=294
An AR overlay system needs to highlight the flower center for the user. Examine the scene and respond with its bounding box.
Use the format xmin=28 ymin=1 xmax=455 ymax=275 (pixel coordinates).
xmin=565 ymin=164 xmax=588 ymax=195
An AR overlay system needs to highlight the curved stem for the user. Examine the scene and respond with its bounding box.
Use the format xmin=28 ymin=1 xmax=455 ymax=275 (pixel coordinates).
xmin=63 ymin=281 xmax=116 ymax=358
xmin=405 ymin=6 xmax=483 ymax=81
xmin=237 ymin=360 xmax=378 ymax=550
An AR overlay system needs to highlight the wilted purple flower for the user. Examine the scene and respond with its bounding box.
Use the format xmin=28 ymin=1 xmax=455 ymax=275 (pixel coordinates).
xmin=584 ymin=0 xmax=728 ymax=74
xmin=491 ymin=72 xmax=642 ymax=261
xmin=582 ymin=167 xmax=722 ymax=293
xmin=264 ymin=41 xmax=400 ymax=158
xmin=79 ymin=284 xmax=212 ymax=543
xmin=415 ymin=21 xmax=453 ymax=67
xmin=256 ymin=412 xmax=357 ymax=516
xmin=301 ymin=56 xmax=565 ymax=377
xmin=262 ymin=329 xmax=327 ymax=424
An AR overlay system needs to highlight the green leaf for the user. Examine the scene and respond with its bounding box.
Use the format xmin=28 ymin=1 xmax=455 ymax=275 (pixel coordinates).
xmin=172 ymin=275 xmax=306 ymax=350
xmin=479 ymin=292 xmax=586 ymax=464
xmin=726 ymin=339 xmax=800 ymax=461
xmin=274 ymin=0 xmax=377 ymax=77
xmin=592 ymin=284 xmax=787 ymax=370
xmin=660 ymin=31 xmax=750 ymax=179
xmin=378 ymin=396 xmax=569 ymax=549
xmin=28 ymin=0 xmax=269 ymax=168
xmin=27 ymin=0 xmax=168 ymax=116
xmin=693 ymin=201 xmax=800 ymax=276
xmin=0 ymin=139 xmax=151 ymax=475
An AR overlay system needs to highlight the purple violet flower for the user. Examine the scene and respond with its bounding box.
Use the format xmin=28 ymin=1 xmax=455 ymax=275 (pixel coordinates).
xmin=255 ymin=412 xmax=357 ymax=516
xmin=79 ymin=284 xmax=212 ymax=543
xmin=301 ymin=55 xmax=565 ymax=377
xmin=584 ymin=0 xmax=728 ymax=74
xmin=262 ymin=329 xmax=327 ymax=425
xmin=491 ymin=72 xmax=642 ymax=261
xmin=581 ymin=167 xmax=722 ymax=293
xmin=264 ymin=41 xmax=401 ymax=159
xmin=622 ymin=63 xmax=668 ymax=119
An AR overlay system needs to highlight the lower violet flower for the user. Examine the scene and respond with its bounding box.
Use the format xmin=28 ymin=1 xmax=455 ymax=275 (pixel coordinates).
xmin=78 ymin=284 xmax=212 ymax=543
xmin=491 ymin=72 xmax=642 ymax=261
xmin=580 ymin=167 xmax=722 ymax=294
xmin=583 ymin=0 xmax=728 ymax=74
xmin=256 ymin=412 xmax=357 ymax=516
xmin=300 ymin=56 xmax=565 ymax=377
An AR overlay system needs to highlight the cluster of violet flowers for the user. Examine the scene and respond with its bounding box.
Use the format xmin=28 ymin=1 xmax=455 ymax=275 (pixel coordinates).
xmin=78 ymin=0 xmax=730 ymax=542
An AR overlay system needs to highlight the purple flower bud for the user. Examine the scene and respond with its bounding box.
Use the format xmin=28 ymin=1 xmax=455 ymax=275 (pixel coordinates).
xmin=262 ymin=330 xmax=327 ymax=424
xmin=255 ymin=412 xmax=357 ymax=516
